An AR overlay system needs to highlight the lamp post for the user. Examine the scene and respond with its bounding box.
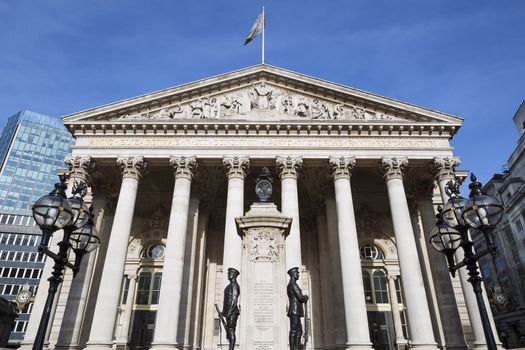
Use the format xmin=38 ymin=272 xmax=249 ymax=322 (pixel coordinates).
xmin=429 ymin=174 xmax=503 ymax=350
xmin=31 ymin=175 xmax=100 ymax=350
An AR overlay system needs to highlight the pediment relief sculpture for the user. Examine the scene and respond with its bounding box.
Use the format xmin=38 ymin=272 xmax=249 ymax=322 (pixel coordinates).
xmin=112 ymin=82 xmax=400 ymax=122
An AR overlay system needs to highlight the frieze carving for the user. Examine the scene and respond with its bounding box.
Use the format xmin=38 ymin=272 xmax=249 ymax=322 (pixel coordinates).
xmin=169 ymin=156 xmax=198 ymax=180
xmin=64 ymin=156 xmax=96 ymax=183
xmin=431 ymin=157 xmax=460 ymax=182
xmin=223 ymin=156 xmax=250 ymax=180
xmin=246 ymin=227 xmax=282 ymax=263
xmin=380 ymin=157 xmax=408 ymax=181
xmin=276 ymin=156 xmax=303 ymax=179
xmin=86 ymin=136 xmax=443 ymax=150
xmin=117 ymin=156 xmax=147 ymax=180
xmin=112 ymin=82 xmax=395 ymax=122
xmin=328 ymin=156 xmax=356 ymax=180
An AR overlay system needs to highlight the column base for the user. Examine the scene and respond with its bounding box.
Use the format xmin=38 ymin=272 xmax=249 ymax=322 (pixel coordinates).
xmin=84 ymin=341 xmax=114 ymax=350
xmin=409 ymin=341 xmax=439 ymax=350
xmin=443 ymin=346 xmax=469 ymax=350
xmin=341 ymin=341 xmax=374 ymax=350
xmin=150 ymin=343 xmax=179 ymax=350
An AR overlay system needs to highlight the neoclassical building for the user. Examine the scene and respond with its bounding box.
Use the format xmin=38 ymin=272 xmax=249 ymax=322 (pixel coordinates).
xmin=21 ymin=65 xmax=501 ymax=350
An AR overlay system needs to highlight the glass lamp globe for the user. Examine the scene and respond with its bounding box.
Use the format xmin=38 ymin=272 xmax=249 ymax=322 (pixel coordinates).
xmin=429 ymin=221 xmax=462 ymax=254
xmin=68 ymin=196 xmax=90 ymax=229
xmin=463 ymin=174 xmax=504 ymax=230
xmin=70 ymin=222 xmax=100 ymax=254
xmin=442 ymin=195 xmax=468 ymax=229
xmin=32 ymin=181 xmax=74 ymax=231
xmin=463 ymin=194 xmax=503 ymax=229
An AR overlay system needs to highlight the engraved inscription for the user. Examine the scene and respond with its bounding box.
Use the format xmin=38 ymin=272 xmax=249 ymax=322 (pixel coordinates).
xmin=253 ymin=281 xmax=274 ymax=327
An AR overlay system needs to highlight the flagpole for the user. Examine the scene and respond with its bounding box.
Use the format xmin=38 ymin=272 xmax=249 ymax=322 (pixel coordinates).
xmin=262 ymin=6 xmax=265 ymax=64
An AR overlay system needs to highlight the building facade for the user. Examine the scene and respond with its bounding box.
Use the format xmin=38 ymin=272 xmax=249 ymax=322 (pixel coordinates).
xmin=0 ymin=110 xmax=74 ymax=345
xmin=476 ymin=101 xmax=525 ymax=348
xmin=21 ymin=65 xmax=501 ymax=350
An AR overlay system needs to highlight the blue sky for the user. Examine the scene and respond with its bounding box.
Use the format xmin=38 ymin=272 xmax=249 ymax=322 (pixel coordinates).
xmin=1 ymin=1 xmax=524 ymax=186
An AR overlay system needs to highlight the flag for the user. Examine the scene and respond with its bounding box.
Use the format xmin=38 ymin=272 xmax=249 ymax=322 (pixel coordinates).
xmin=244 ymin=9 xmax=264 ymax=46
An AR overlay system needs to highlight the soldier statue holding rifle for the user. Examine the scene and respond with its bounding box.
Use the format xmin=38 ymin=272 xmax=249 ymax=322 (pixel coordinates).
xmin=287 ymin=267 xmax=309 ymax=350
xmin=216 ymin=268 xmax=240 ymax=350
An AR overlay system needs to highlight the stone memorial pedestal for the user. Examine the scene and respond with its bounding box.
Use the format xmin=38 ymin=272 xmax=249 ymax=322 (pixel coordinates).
xmin=236 ymin=202 xmax=292 ymax=350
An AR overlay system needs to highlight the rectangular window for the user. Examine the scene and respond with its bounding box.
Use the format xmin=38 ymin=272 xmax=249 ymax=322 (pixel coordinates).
xmin=1 ymin=268 xmax=9 ymax=277
xmin=24 ymin=269 xmax=31 ymax=278
xmin=15 ymin=252 xmax=22 ymax=261
xmin=4 ymin=285 xmax=12 ymax=295
xmin=12 ymin=285 xmax=19 ymax=295
xmin=151 ymin=272 xmax=162 ymax=304
xmin=8 ymin=251 xmax=15 ymax=260
xmin=121 ymin=277 xmax=130 ymax=305
xmin=9 ymin=268 xmax=16 ymax=278
xmin=135 ymin=272 xmax=152 ymax=305
xmin=22 ymin=252 xmax=29 ymax=262
xmin=17 ymin=268 xmax=24 ymax=278
xmin=32 ymin=269 xmax=39 ymax=278
xmin=0 ymin=251 xmax=7 ymax=260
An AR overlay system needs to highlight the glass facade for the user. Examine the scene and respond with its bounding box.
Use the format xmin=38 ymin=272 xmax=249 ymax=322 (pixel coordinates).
xmin=0 ymin=110 xmax=74 ymax=212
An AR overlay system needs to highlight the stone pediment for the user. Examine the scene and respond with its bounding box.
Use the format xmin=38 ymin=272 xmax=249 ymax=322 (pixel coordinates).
xmin=63 ymin=65 xmax=462 ymax=126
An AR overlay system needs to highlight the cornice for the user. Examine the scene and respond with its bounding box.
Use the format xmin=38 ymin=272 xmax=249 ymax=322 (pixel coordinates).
xmin=66 ymin=120 xmax=459 ymax=138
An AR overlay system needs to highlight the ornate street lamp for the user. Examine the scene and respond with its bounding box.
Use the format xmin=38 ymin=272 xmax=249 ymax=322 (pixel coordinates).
xmin=31 ymin=175 xmax=100 ymax=350
xmin=429 ymin=174 xmax=503 ymax=350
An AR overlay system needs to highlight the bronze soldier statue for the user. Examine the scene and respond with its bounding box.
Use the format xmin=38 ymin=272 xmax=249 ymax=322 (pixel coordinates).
xmin=221 ymin=268 xmax=240 ymax=350
xmin=287 ymin=267 xmax=309 ymax=350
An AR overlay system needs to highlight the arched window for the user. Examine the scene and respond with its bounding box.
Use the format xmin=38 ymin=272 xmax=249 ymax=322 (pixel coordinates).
xmin=373 ymin=270 xmax=389 ymax=304
xmin=359 ymin=244 xmax=384 ymax=260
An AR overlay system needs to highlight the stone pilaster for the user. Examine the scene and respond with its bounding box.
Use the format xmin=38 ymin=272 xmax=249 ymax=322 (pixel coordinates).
xmin=85 ymin=156 xmax=146 ymax=350
xmin=380 ymin=156 xmax=438 ymax=350
xmin=151 ymin=156 xmax=197 ymax=350
xmin=387 ymin=274 xmax=408 ymax=349
xmin=276 ymin=156 xmax=303 ymax=271
xmin=328 ymin=156 xmax=373 ymax=350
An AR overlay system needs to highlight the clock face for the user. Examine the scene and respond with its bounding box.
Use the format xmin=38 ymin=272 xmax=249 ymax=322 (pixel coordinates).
xmin=16 ymin=291 xmax=30 ymax=304
xmin=494 ymin=293 xmax=506 ymax=305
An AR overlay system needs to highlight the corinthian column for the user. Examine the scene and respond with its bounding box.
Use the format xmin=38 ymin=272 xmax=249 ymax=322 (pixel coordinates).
xmin=276 ymin=156 xmax=303 ymax=271
xmin=85 ymin=156 xmax=147 ymax=350
xmin=222 ymin=156 xmax=249 ymax=288
xmin=431 ymin=157 xmax=501 ymax=350
xmin=380 ymin=157 xmax=437 ymax=350
xmin=151 ymin=156 xmax=198 ymax=350
xmin=328 ymin=156 xmax=373 ymax=350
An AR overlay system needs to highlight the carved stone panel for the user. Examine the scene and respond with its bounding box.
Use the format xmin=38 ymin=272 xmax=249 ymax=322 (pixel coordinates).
xmin=110 ymin=81 xmax=399 ymax=122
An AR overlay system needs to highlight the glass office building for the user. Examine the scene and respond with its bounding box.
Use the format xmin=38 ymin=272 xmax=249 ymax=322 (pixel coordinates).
xmin=0 ymin=110 xmax=75 ymax=211
xmin=0 ymin=110 xmax=74 ymax=345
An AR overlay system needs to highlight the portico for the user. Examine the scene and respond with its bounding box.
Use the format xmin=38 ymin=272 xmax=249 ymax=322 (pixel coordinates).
xmin=21 ymin=65 xmax=498 ymax=350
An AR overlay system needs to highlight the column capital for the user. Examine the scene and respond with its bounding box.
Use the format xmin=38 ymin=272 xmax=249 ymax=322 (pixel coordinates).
xmin=65 ymin=155 xmax=96 ymax=184
xmin=430 ymin=157 xmax=460 ymax=182
xmin=328 ymin=156 xmax=356 ymax=181
xmin=117 ymin=156 xmax=147 ymax=180
xmin=169 ymin=156 xmax=198 ymax=180
xmin=276 ymin=156 xmax=303 ymax=179
xmin=380 ymin=157 xmax=408 ymax=181
xmin=223 ymin=156 xmax=250 ymax=180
